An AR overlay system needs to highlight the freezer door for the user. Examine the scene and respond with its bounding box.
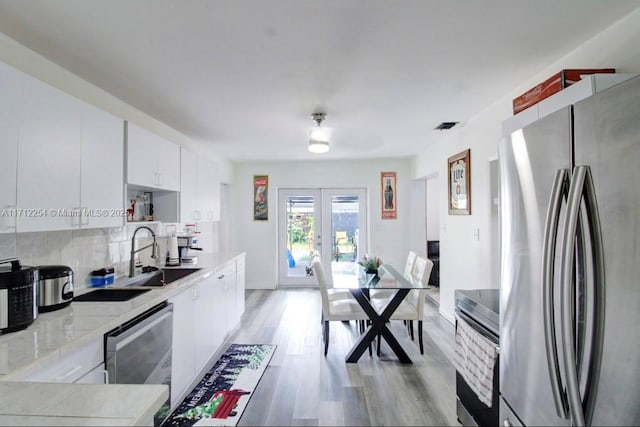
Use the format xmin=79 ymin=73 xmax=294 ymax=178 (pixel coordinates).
xmin=499 ymin=107 xmax=572 ymax=426
xmin=573 ymin=75 xmax=640 ymax=425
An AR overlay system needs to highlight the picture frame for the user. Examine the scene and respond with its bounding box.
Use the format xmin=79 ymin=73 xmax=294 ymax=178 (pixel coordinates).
xmin=381 ymin=171 xmax=397 ymax=219
xmin=253 ymin=175 xmax=269 ymax=221
xmin=448 ymin=149 xmax=471 ymax=215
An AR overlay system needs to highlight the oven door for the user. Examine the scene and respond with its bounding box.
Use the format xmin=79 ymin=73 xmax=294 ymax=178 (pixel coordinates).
xmin=455 ymin=308 xmax=500 ymax=427
xmin=105 ymin=301 xmax=173 ymax=425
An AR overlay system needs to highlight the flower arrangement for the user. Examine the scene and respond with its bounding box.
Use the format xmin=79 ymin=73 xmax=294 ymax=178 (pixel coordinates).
xmin=358 ymin=254 xmax=383 ymax=273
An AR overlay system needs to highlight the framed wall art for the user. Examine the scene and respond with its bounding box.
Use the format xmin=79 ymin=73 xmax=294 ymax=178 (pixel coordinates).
xmin=448 ymin=149 xmax=471 ymax=215
xmin=381 ymin=171 xmax=397 ymax=219
xmin=253 ymin=175 xmax=269 ymax=221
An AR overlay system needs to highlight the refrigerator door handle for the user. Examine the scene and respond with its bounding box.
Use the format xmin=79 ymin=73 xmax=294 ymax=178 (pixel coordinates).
xmin=560 ymin=165 xmax=605 ymax=427
xmin=541 ymin=168 xmax=569 ymax=418
xmin=580 ymin=165 xmax=606 ymax=425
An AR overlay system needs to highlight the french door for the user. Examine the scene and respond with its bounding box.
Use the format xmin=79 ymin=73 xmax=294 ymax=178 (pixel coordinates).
xmin=278 ymin=188 xmax=367 ymax=287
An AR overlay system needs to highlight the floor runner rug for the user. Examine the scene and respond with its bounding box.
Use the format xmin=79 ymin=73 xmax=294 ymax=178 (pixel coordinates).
xmin=162 ymin=344 xmax=276 ymax=427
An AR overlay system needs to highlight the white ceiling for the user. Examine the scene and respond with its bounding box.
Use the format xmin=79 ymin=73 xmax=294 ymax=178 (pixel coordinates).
xmin=0 ymin=1 xmax=638 ymax=162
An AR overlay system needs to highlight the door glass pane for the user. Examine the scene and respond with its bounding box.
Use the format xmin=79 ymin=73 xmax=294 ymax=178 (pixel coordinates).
xmin=285 ymin=195 xmax=315 ymax=278
xmin=330 ymin=194 xmax=360 ymax=276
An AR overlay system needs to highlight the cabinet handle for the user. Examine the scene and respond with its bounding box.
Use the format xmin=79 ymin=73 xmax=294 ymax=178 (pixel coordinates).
xmin=55 ymin=364 xmax=83 ymax=381
xmin=194 ymin=210 xmax=201 ymax=221
xmin=103 ymin=369 xmax=110 ymax=384
xmin=157 ymin=172 xmax=164 ymax=186
xmin=218 ymin=275 xmax=225 ymax=279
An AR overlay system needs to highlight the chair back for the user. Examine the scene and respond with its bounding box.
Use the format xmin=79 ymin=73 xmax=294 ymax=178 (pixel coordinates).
xmin=403 ymin=251 xmax=417 ymax=277
xmin=407 ymin=256 xmax=434 ymax=318
xmin=312 ymin=259 xmax=330 ymax=317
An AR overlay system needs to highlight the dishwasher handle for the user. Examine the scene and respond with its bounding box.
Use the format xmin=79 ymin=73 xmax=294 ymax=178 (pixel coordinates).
xmin=105 ymin=302 xmax=173 ymax=353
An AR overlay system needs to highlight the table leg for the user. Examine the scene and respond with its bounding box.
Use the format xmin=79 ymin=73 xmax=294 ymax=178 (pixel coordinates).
xmin=346 ymin=289 xmax=412 ymax=364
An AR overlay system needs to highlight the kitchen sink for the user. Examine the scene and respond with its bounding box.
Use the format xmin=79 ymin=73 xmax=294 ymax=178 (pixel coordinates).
xmin=73 ymin=288 xmax=152 ymax=302
xmin=161 ymin=268 xmax=202 ymax=284
xmin=122 ymin=267 xmax=203 ymax=287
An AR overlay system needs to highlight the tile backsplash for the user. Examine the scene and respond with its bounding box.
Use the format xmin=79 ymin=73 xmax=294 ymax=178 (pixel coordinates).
xmin=0 ymin=221 xmax=219 ymax=290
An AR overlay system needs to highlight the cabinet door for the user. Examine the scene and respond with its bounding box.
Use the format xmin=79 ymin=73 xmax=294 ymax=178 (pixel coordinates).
xmin=197 ymin=157 xmax=221 ymax=222
xmin=218 ymin=261 xmax=237 ymax=331
xmin=23 ymin=336 xmax=103 ymax=383
xmin=180 ymin=147 xmax=200 ymax=222
xmin=236 ymin=255 xmax=246 ymax=321
xmin=156 ymin=137 xmax=180 ymax=191
xmin=126 ymin=122 xmax=157 ymax=188
xmin=17 ymin=75 xmax=82 ymax=232
xmin=194 ymin=276 xmax=226 ymax=374
xmin=0 ymin=62 xmax=19 ymax=233
xmin=80 ymin=103 xmax=124 ymax=228
xmin=169 ymin=288 xmax=196 ymax=409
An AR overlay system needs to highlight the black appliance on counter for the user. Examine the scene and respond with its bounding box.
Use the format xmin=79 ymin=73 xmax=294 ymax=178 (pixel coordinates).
xmin=37 ymin=265 xmax=74 ymax=312
xmin=0 ymin=258 xmax=39 ymax=334
xmin=454 ymin=289 xmax=500 ymax=427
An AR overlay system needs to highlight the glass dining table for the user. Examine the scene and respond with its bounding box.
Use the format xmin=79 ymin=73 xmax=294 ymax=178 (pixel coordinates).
xmin=331 ymin=263 xmax=425 ymax=364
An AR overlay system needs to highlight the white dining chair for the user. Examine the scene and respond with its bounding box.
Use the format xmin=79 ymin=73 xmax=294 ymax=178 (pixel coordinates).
xmin=312 ymin=259 xmax=370 ymax=356
xmin=371 ymin=256 xmax=433 ymax=354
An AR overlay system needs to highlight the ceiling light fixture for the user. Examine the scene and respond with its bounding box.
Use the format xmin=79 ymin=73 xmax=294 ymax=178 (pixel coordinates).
xmin=308 ymin=112 xmax=330 ymax=153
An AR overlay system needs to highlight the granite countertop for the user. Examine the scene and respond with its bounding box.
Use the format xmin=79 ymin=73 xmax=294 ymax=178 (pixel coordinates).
xmin=0 ymin=382 xmax=168 ymax=426
xmin=0 ymin=251 xmax=244 ymax=425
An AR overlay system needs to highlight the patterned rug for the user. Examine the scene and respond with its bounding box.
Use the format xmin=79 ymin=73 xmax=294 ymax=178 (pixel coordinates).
xmin=162 ymin=344 xmax=276 ymax=427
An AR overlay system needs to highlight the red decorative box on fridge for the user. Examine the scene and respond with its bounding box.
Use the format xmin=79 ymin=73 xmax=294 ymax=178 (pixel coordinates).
xmin=512 ymin=68 xmax=615 ymax=114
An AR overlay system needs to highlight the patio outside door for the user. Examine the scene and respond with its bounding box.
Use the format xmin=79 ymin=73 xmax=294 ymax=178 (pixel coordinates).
xmin=278 ymin=188 xmax=367 ymax=287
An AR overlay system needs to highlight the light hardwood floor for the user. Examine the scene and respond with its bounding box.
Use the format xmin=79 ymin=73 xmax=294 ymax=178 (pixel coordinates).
xmin=216 ymin=289 xmax=458 ymax=426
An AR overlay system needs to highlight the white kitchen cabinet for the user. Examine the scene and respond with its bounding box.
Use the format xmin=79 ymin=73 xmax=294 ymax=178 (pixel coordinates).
xmin=0 ymin=60 xmax=124 ymax=232
xmin=180 ymin=147 xmax=221 ymax=223
xmin=198 ymin=157 xmax=221 ymax=222
xmin=80 ymin=103 xmax=125 ymax=229
xmin=168 ymin=287 xmax=197 ymax=409
xmin=236 ymin=254 xmax=246 ymax=322
xmin=16 ymin=73 xmax=83 ymax=232
xmin=180 ymin=147 xmax=199 ymax=222
xmin=126 ymin=122 xmax=180 ymax=191
xmin=0 ymin=62 xmax=19 ymax=234
xmin=217 ymin=261 xmax=238 ymax=330
xmin=194 ymin=274 xmax=227 ymax=374
xmin=22 ymin=336 xmax=103 ymax=383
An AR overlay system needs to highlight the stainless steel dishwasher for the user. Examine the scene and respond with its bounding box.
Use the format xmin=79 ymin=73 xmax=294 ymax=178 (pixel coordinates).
xmin=105 ymin=301 xmax=173 ymax=425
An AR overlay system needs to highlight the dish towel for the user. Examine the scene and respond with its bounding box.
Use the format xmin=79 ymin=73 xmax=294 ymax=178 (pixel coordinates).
xmin=454 ymin=314 xmax=498 ymax=407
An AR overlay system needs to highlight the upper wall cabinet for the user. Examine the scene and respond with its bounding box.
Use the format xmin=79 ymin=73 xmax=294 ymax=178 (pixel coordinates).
xmin=0 ymin=62 xmax=20 ymax=233
xmin=180 ymin=147 xmax=221 ymax=223
xmin=1 ymin=61 xmax=124 ymax=232
xmin=126 ymin=122 xmax=180 ymax=191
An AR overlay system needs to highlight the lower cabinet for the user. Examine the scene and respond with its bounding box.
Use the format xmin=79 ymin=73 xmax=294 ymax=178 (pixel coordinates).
xmin=168 ymin=255 xmax=245 ymax=409
xmin=168 ymin=288 xmax=197 ymax=408
xmin=22 ymin=335 xmax=104 ymax=383
xmin=194 ymin=274 xmax=226 ymax=374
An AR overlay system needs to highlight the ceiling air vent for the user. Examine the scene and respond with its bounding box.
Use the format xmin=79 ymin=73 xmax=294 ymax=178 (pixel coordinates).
xmin=434 ymin=121 xmax=459 ymax=130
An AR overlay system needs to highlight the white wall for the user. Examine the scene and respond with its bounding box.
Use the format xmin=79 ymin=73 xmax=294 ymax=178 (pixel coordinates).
xmin=408 ymin=179 xmax=427 ymax=259
xmin=412 ymin=9 xmax=640 ymax=323
xmin=426 ymin=176 xmax=440 ymax=240
xmin=232 ymin=158 xmax=412 ymax=289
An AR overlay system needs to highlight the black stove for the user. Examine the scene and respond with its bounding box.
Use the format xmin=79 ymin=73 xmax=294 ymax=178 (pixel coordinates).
xmin=454 ymin=289 xmax=500 ymax=337
xmin=454 ymin=288 xmax=500 ymax=427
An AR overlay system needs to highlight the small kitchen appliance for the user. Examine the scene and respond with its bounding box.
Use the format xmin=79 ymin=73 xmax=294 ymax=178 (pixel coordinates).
xmin=37 ymin=265 xmax=74 ymax=312
xmin=0 ymin=258 xmax=38 ymax=334
xmin=177 ymin=234 xmax=202 ymax=264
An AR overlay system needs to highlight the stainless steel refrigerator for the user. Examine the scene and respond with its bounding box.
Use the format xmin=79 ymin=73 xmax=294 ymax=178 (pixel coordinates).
xmin=499 ymin=75 xmax=640 ymax=426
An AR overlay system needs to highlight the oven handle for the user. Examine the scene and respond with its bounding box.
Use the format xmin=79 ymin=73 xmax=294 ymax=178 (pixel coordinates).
xmin=454 ymin=308 xmax=499 ymax=347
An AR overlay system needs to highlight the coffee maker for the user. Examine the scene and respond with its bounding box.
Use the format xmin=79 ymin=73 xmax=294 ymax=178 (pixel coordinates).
xmin=177 ymin=234 xmax=202 ymax=264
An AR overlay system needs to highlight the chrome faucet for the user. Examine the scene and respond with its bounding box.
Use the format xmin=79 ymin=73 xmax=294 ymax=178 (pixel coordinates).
xmin=129 ymin=226 xmax=158 ymax=277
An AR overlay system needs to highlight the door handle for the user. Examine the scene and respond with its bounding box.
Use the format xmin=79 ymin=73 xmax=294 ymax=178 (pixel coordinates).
xmin=560 ymin=165 xmax=605 ymax=427
xmin=542 ymin=168 xmax=569 ymax=418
